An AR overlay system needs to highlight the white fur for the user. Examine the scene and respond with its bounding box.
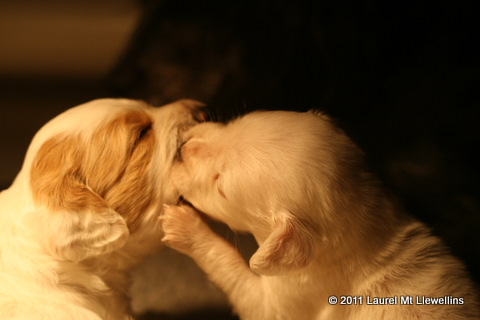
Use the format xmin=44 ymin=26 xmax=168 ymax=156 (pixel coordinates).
xmin=162 ymin=110 xmax=479 ymax=319
xmin=0 ymin=98 xmax=204 ymax=319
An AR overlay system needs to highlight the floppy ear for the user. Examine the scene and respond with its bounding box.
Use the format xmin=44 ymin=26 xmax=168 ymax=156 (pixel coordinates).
xmin=249 ymin=217 xmax=314 ymax=275
xmin=29 ymin=135 xmax=129 ymax=262
xmin=29 ymin=172 xmax=130 ymax=262
xmin=30 ymin=208 xmax=129 ymax=263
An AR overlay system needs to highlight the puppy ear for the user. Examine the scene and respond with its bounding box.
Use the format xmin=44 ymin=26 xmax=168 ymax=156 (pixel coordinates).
xmin=249 ymin=217 xmax=314 ymax=275
xmin=33 ymin=208 xmax=129 ymax=263
xmin=29 ymin=135 xmax=129 ymax=262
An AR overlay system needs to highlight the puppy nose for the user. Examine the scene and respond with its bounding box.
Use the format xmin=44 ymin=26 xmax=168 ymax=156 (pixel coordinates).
xmin=193 ymin=108 xmax=209 ymax=122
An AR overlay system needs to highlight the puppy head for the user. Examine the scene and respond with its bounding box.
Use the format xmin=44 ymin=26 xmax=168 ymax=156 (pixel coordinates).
xmin=22 ymin=98 xmax=205 ymax=263
xmin=172 ymin=110 xmax=364 ymax=274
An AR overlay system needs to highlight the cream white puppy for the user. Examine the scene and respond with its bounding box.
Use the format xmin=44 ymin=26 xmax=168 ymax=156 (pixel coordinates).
xmin=0 ymin=98 xmax=206 ymax=320
xmin=161 ymin=110 xmax=479 ymax=320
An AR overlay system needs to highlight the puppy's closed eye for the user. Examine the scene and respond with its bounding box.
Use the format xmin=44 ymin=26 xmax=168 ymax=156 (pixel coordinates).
xmin=138 ymin=124 xmax=152 ymax=141
xmin=131 ymin=125 xmax=152 ymax=151
xmin=213 ymin=173 xmax=226 ymax=198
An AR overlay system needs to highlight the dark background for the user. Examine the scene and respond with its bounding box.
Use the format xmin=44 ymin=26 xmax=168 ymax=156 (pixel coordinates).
xmin=112 ymin=0 xmax=480 ymax=285
xmin=1 ymin=0 xmax=478 ymax=318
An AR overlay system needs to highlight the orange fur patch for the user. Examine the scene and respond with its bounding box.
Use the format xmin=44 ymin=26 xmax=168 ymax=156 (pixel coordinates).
xmin=30 ymin=110 xmax=157 ymax=231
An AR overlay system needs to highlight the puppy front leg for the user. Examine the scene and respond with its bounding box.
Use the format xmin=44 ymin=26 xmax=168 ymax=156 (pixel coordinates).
xmin=160 ymin=205 xmax=264 ymax=319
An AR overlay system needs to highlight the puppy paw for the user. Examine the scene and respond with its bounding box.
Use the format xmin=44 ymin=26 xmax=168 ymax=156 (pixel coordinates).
xmin=160 ymin=204 xmax=212 ymax=255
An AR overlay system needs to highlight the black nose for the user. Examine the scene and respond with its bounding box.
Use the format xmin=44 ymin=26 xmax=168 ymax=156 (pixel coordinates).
xmin=194 ymin=108 xmax=209 ymax=122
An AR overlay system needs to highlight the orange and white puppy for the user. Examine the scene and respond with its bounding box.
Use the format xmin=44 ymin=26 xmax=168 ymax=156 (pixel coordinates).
xmin=161 ymin=111 xmax=479 ymax=320
xmin=0 ymin=98 xmax=206 ymax=320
